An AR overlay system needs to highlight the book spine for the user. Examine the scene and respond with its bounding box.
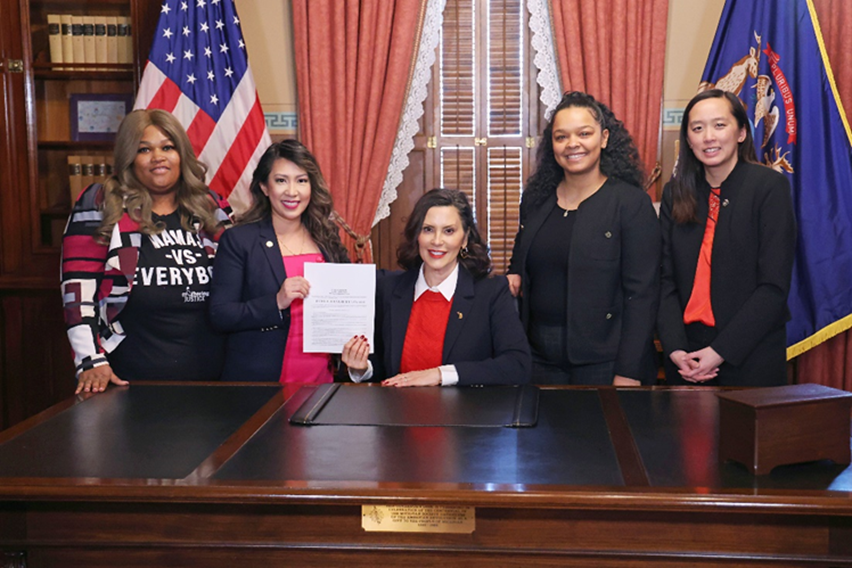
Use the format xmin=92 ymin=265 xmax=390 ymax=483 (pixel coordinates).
xmin=81 ymin=155 xmax=95 ymax=191
xmin=71 ymin=16 xmax=84 ymax=69
xmin=123 ymin=17 xmax=133 ymax=64
xmin=95 ymin=154 xmax=109 ymax=184
xmin=83 ymin=16 xmax=96 ymax=65
xmin=94 ymin=16 xmax=108 ymax=66
xmin=48 ymin=14 xmax=63 ymax=65
xmin=60 ymin=15 xmax=74 ymax=65
xmin=107 ymin=17 xmax=119 ymax=64
xmin=68 ymin=156 xmax=83 ymax=203
xmin=105 ymin=155 xmax=115 ymax=181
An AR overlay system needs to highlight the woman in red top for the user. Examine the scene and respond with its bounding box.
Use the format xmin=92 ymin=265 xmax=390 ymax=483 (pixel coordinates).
xmin=657 ymin=89 xmax=795 ymax=386
xmin=343 ymin=189 xmax=531 ymax=387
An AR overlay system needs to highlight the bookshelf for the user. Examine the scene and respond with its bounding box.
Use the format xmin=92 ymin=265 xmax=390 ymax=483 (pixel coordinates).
xmin=0 ymin=0 xmax=159 ymax=281
xmin=24 ymin=0 xmax=152 ymax=248
xmin=0 ymin=0 xmax=159 ymax=429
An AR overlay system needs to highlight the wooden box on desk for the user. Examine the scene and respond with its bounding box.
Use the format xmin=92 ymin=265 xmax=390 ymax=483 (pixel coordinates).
xmin=717 ymin=384 xmax=852 ymax=475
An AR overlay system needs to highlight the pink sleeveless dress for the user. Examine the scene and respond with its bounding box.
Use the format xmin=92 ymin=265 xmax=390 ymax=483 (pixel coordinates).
xmin=279 ymin=253 xmax=333 ymax=384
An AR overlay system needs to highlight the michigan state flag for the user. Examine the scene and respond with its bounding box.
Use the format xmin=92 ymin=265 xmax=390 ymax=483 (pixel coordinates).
xmin=700 ymin=0 xmax=852 ymax=358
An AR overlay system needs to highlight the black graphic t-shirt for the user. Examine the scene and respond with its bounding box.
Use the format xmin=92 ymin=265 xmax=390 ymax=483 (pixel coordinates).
xmin=108 ymin=210 xmax=225 ymax=381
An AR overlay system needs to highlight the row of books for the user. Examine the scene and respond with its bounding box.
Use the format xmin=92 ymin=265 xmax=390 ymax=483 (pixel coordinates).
xmin=47 ymin=15 xmax=134 ymax=67
xmin=69 ymin=155 xmax=114 ymax=203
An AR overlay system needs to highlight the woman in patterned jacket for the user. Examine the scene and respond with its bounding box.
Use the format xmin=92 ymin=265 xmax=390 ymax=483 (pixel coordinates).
xmin=60 ymin=109 xmax=231 ymax=394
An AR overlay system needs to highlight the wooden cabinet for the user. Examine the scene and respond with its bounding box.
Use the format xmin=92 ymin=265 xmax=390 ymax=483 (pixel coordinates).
xmin=24 ymin=0 xmax=158 ymax=254
xmin=0 ymin=0 xmax=159 ymax=429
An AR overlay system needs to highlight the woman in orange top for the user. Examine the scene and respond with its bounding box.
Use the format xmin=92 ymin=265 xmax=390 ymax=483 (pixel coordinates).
xmin=657 ymin=89 xmax=795 ymax=386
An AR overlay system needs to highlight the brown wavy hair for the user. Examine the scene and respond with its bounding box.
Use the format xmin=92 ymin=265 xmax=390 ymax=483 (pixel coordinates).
xmin=238 ymin=140 xmax=348 ymax=262
xmin=96 ymin=109 xmax=221 ymax=241
xmin=397 ymin=188 xmax=491 ymax=279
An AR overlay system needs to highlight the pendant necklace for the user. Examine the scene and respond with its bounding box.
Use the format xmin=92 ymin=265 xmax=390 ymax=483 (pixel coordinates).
xmin=277 ymin=228 xmax=305 ymax=256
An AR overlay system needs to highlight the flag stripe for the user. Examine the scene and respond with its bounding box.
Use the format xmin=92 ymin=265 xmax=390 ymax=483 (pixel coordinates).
xmin=133 ymin=0 xmax=270 ymax=210
xmin=198 ymin=70 xmax=262 ymax=178
xmin=186 ymin=110 xmax=217 ymax=157
xmin=148 ymin=78 xmax=183 ymax=114
xmin=170 ymin=94 xmax=202 ymax=135
xmin=209 ymin=97 xmax=266 ymax=196
xmin=135 ymin=62 xmax=167 ymax=108
xmin=227 ymin=130 xmax=271 ymax=211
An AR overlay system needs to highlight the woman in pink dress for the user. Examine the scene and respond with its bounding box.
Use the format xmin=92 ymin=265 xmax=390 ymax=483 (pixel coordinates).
xmin=210 ymin=140 xmax=349 ymax=383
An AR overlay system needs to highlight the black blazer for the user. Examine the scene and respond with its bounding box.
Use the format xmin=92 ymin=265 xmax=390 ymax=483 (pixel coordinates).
xmin=371 ymin=267 xmax=531 ymax=385
xmin=508 ymin=178 xmax=661 ymax=382
xmin=209 ymin=218 xmax=348 ymax=382
xmin=657 ymin=161 xmax=795 ymax=384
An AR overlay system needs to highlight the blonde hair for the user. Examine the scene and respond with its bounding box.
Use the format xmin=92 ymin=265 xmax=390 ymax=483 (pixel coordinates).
xmin=96 ymin=109 xmax=221 ymax=240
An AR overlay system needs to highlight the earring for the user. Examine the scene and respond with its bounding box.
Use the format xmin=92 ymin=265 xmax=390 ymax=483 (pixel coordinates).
xmin=460 ymin=246 xmax=469 ymax=259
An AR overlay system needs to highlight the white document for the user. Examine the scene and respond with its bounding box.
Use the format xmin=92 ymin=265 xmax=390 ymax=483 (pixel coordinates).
xmin=303 ymin=263 xmax=375 ymax=353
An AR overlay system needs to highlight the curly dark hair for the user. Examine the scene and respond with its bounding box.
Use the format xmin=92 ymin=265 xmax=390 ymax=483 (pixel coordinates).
xmin=523 ymin=91 xmax=645 ymax=206
xmin=669 ymin=89 xmax=758 ymax=224
xmin=397 ymin=189 xmax=491 ymax=279
xmin=238 ymin=140 xmax=348 ymax=262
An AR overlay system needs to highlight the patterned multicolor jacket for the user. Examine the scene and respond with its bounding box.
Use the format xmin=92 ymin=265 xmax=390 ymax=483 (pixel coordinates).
xmin=60 ymin=183 xmax=232 ymax=376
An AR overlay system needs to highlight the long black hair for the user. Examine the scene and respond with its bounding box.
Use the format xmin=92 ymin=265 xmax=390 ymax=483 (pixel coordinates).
xmin=239 ymin=140 xmax=348 ymax=261
xmin=670 ymin=89 xmax=758 ymax=224
xmin=523 ymin=91 xmax=644 ymax=206
xmin=397 ymin=189 xmax=491 ymax=279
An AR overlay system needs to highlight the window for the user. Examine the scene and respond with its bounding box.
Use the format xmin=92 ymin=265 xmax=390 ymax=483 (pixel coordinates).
xmin=436 ymin=0 xmax=540 ymax=273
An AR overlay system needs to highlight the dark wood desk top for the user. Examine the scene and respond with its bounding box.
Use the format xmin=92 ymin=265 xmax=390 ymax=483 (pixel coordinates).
xmin=0 ymin=384 xmax=281 ymax=480
xmin=716 ymin=383 xmax=852 ymax=408
xmin=216 ymin=386 xmax=622 ymax=486
xmin=0 ymin=383 xmax=850 ymax=515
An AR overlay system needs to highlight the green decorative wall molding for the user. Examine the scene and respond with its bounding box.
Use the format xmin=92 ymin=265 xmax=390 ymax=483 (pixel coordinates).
xmin=265 ymin=112 xmax=298 ymax=132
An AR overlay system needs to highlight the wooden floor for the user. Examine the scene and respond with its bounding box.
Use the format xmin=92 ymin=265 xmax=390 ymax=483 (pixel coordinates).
xmin=1 ymin=382 xmax=851 ymax=567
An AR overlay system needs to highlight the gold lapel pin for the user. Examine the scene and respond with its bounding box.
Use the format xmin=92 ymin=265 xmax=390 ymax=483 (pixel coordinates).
xmin=457 ymin=312 xmax=463 ymax=319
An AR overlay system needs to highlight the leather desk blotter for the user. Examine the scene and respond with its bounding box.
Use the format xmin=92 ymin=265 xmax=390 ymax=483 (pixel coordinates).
xmin=289 ymin=383 xmax=539 ymax=428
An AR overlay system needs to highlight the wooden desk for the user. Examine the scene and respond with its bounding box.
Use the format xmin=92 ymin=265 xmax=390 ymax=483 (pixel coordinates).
xmin=1 ymin=383 xmax=851 ymax=567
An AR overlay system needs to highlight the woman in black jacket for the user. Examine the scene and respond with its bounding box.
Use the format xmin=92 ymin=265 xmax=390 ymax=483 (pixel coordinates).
xmin=343 ymin=189 xmax=531 ymax=387
xmin=657 ymin=89 xmax=795 ymax=386
xmin=507 ymin=91 xmax=661 ymax=385
xmin=210 ymin=140 xmax=350 ymax=383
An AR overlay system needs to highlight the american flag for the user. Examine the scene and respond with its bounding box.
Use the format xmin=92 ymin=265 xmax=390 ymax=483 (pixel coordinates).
xmin=134 ymin=0 xmax=270 ymax=210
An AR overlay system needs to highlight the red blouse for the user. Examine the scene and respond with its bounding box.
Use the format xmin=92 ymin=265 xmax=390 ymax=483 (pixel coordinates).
xmin=683 ymin=188 xmax=721 ymax=327
xmin=400 ymin=290 xmax=452 ymax=373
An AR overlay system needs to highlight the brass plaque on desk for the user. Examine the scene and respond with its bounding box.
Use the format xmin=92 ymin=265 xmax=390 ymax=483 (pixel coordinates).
xmin=361 ymin=505 xmax=475 ymax=533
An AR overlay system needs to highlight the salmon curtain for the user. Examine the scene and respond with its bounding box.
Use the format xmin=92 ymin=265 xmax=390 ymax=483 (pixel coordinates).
xmin=549 ymin=0 xmax=669 ymax=195
xmin=291 ymin=1 xmax=427 ymax=262
xmin=794 ymin=0 xmax=852 ymax=390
